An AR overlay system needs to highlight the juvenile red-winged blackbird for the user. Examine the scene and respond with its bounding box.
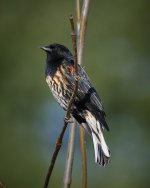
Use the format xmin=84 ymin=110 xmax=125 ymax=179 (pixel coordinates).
xmin=41 ymin=43 xmax=110 ymax=166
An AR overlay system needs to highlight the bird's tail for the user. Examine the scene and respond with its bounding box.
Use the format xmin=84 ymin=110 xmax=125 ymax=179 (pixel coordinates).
xmin=84 ymin=111 xmax=110 ymax=166
xmin=92 ymin=129 xmax=110 ymax=166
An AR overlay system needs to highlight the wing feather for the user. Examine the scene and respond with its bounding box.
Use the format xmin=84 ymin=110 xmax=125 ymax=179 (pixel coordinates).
xmin=76 ymin=65 xmax=109 ymax=131
xmin=64 ymin=56 xmax=109 ymax=131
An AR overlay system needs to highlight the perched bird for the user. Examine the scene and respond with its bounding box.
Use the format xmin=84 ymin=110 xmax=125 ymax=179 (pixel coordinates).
xmin=41 ymin=43 xmax=110 ymax=166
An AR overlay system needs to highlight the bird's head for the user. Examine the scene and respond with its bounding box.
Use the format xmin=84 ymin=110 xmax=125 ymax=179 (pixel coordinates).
xmin=41 ymin=43 xmax=74 ymax=76
xmin=41 ymin=43 xmax=72 ymax=62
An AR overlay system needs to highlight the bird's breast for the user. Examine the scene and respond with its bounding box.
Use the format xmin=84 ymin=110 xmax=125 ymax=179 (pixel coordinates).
xmin=46 ymin=68 xmax=74 ymax=110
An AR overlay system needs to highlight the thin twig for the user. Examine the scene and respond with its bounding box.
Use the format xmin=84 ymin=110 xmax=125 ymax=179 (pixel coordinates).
xmin=63 ymin=122 xmax=76 ymax=188
xmin=43 ymin=15 xmax=79 ymax=188
xmin=76 ymin=1 xmax=88 ymax=187
xmin=0 ymin=178 xmax=7 ymax=188
xmin=69 ymin=15 xmax=78 ymax=79
xmin=79 ymin=127 xmax=87 ymax=188
xmin=78 ymin=0 xmax=90 ymax=66
xmin=44 ymin=122 xmax=68 ymax=188
xmin=76 ymin=0 xmax=81 ymax=34
xmin=77 ymin=1 xmax=90 ymax=188
xmin=63 ymin=15 xmax=78 ymax=188
xmin=76 ymin=0 xmax=81 ymax=59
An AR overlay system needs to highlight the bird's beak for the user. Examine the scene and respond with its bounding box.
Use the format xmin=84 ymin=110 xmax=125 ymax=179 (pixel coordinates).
xmin=40 ymin=46 xmax=51 ymax=52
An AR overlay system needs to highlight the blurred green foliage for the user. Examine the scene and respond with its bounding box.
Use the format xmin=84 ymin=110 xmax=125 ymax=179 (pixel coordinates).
xmin=0 ymin=0 xmax=149 ymax=188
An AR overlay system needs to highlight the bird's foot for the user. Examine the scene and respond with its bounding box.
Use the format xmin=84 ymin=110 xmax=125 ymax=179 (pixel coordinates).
xmin=64 ymin=116 xmax=74 ymax=124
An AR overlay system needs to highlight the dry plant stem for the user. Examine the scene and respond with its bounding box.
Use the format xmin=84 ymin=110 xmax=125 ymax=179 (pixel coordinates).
xmin=69 ymin=15 xmax=78 ymax=76
xmin=63 ymin=15 xmax=78 ymax=119
xmin=0 ymin=178 xmax=7 ymax=188
xmin=76 ymin=0 xmax=81 ymax=57
xmin=62 ymin=15 xmax=79 ymax=188
xmin=76 ymin=0 xmax=81 ymax=33
xmin=78 ymin=0 xmax=90 ymax=66
xmin=77 ymin=1 xmax=90 ymax=188
xmin=44 ymin=122 xmax=68 ymax=188
xmin=79 ymin=126 xmax=87 ymax=188
xmin=63 ymin=122 xmax=76 ymax=188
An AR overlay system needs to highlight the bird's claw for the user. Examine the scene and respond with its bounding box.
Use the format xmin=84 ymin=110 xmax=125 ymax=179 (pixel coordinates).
xmin=65 ymin=116 xmax=73 ymax=124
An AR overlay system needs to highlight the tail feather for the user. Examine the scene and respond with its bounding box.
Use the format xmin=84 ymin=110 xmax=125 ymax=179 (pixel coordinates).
xmin=92 ymin=132 xmax=110 ymax=166
xmin=84 ymin=111 xmax=110 ymax=166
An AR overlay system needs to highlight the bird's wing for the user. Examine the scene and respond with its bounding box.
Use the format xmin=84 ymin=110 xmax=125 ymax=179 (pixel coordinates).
xmin=76 ymin=65 xmax=109 ymax=131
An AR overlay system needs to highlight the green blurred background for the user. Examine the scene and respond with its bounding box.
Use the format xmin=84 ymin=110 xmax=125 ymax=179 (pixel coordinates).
xmin=0 ymin=0 xmax=149 ymax=187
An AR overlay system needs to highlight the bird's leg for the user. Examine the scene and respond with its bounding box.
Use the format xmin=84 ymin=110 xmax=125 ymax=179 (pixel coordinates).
xmin=64 ymin=116 xmax=74 ymax=124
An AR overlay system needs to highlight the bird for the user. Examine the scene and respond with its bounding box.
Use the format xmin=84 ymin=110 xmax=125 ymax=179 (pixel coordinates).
xmin=41 ymin=43 xmax=110 ymax=166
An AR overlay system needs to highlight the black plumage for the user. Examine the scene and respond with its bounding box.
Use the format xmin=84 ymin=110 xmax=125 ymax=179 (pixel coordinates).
xmin=41 ymin=43 xmax=110 ymax=166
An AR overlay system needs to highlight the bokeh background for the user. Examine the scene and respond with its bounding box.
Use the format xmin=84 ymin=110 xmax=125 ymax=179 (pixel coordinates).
xmin=0 ymin=0 xmax=149 ymax=187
